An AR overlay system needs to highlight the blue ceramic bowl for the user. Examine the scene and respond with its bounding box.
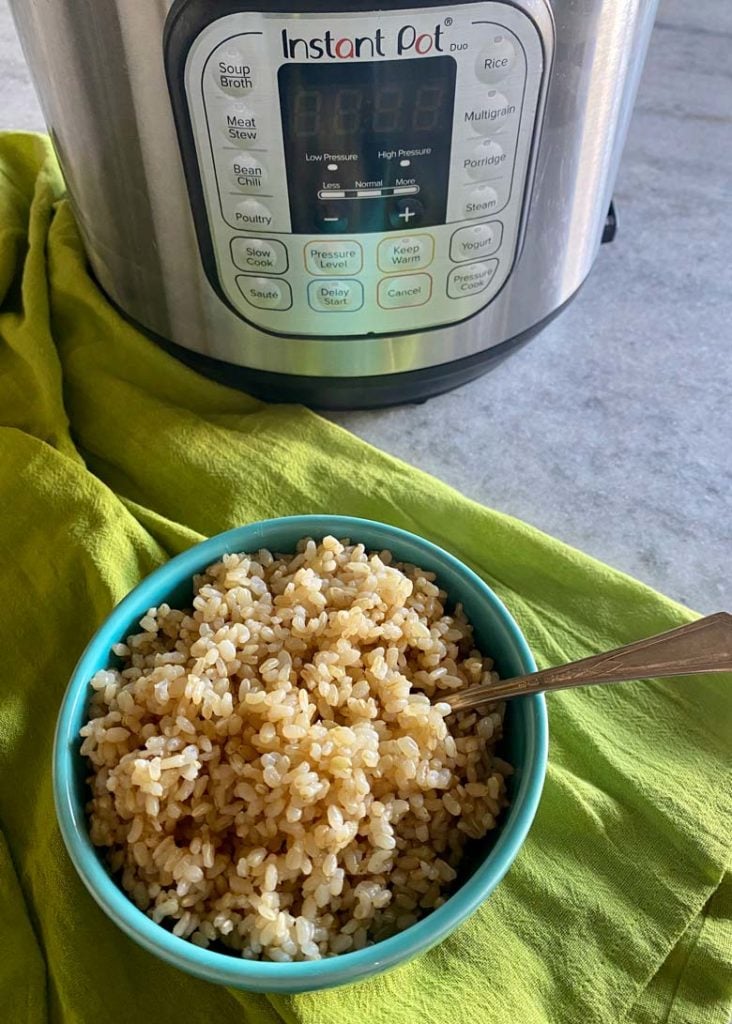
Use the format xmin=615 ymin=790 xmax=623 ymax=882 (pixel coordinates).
xmin=54 ymin=515 xmax=547 ymax=993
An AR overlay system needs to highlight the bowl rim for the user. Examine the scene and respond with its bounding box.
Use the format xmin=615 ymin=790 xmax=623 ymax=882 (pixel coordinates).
xmin=54 ymin=514 xmax=547 ymax=991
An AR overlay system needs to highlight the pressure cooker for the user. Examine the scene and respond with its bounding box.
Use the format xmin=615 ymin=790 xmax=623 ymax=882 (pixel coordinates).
xmin=10 ymin=0 xmax=659 ymax=407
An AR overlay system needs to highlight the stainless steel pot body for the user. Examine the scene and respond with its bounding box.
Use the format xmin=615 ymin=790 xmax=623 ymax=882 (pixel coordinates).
xmin=10 ymin=0 xmax=659 ymax=391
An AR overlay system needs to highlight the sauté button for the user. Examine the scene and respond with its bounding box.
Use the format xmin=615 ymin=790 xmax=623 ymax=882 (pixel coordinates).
xmin=463 ymin=185 xmax=500 ymax=219
xmin=463 ymin=91 xmax=515 ymax=135
xmin=212 ymin=47 xmax=256 ymax=96
xmin=377 ymin=273 xmax=432 ymax=309
xmin=232 ymin=199 xmax=274 ymax=229
xmin=450 ymin=222 xmax=503 ymax=262
xmin=221 ymin=102 xmax=260 ymax=146
xmin=447 ymin=260 xmax=499 ymax=299
xmin=307 ymin=279 xmax=364 ymax=312
xmin=463 ymin=140 xmax=507 ymax=181
xmin=377 ymin=235 xmax=434 ymax=272
xmin=305 ymin=240 xmax=362 ymax=275
xmin=236 ymin=276 xmax=292 ymax=310
xmin=475 ymin=34 xmax=518 ymax=84
xmin=230 ymin=153 xmax=266 ymax=192
xmin=231 ymin=237 xmax=288 ymax=275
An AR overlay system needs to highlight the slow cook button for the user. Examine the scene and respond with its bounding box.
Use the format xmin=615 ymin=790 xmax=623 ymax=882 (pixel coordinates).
xmin=447 ymin=260 xmax=499 ymax=299
xmin=377 ymin=234 xmax=434 ymax=272
xmin=305 ymin=240 xmax=363 ymax=275
xmin=377 ymin=273 xmax=432 ymax=309
xmin=475 ymin=33 xmax=519 ymax=84
xmin=450 ymin=222 xmax=503 ymax=262
xmin=229 ymin=153 xmax=267 ymax=192
xmin=231 ymin=237 xmax=288 ymax=275
xmin=232 ymin=199 xmax=274 ymax=229
xmin=212 ymin=47 xmax=256 ymax=96
xmin=308 ymin=279 xmax=364 ymax=312
xmin=236 ymin=276 xmax=292 ymax=310
xmin=463 ymin=91 xmax=516 ymax=135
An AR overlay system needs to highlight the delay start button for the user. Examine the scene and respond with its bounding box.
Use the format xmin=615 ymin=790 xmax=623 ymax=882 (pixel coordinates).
xmin=377 ymin=273 xmax=432 ymax=309
xmin=447 ymin=260 xmax=499 ymax=299
xmin=231 ymin=237 xmax=288 ymax=275
xmin=308 ymin=279 xmax=364 ymax=312
xmin=236 ymin=275 xmax=292 ymax=310
xmin=305 ymin=240 xmax=362 ymax=275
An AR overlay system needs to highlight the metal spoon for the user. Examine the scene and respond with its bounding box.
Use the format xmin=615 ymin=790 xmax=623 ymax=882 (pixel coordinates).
xmin=442 ymin=612 xmax=732 ymax=713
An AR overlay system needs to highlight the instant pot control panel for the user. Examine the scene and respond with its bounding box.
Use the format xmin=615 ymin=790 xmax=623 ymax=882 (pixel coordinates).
xmin=166 ymin=1 xmax=552 ymax=338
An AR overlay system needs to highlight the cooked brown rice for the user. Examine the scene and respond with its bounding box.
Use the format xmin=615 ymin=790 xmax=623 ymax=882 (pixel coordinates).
xmin=81 ymin=536 xmax=510 ymax=961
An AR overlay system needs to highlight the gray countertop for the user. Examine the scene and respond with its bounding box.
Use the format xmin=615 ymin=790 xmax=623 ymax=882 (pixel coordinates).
xmin=2 ymin=0 xmax=730 ymax=612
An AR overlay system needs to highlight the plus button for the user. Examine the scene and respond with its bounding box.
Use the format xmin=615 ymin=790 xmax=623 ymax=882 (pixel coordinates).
xmin=398 ymin=205 xmax=416 ymax=223
xmin=389 ymin=197 xmax=424 ymax=229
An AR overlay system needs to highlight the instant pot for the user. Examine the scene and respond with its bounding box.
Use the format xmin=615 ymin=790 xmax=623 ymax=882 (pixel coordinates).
xmin=10 ymin=0 xmax=659 ymax=407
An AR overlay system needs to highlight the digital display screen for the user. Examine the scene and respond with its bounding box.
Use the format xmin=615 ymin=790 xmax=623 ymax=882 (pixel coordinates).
xmin=279 ymin=57 xmax=456 ymax=234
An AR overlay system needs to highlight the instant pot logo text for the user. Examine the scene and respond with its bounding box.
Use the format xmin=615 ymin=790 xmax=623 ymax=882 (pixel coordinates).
xmin=281 ymin=24 xmax=445 ymax=60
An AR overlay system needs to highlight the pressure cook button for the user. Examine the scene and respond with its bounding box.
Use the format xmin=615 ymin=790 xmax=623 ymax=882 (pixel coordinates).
xmin=305 ymin=240 xmax=363 ymax=275
xmin=377 ymin=234 xmax=434 ymax=272
xmin=377 ymin=273 xmax=432 ymax=310
xmin=463 ymin=184 xmax=500 ymax=219
xmin=447 ymin=260 xmax=498 ymax=299
xmin=230 ymin=153 xmax=266 ymax=193
xmin=475 ymin=34 xmax=518 ymax=83
xmin=236 ymin=276 xmax=292 ymax=310
xmin=307 ymin=279 xmax=364 ymax=312
xmin=463 ymin=140 xmax=507 ymax=181
xmin=463 ymin=91 xmax=516 ymax=135
xmin=212 ymin=48 xmax=256 ymax=96
xmin=221 ymin=103 xmax=260 ymax=146
xmin=450 ymin=222 xmax=503 ymax=263
xmin=231 ymin=237 xmax=288 ymax=275
xmin=232 ymin=199 xmax=274 ymax=230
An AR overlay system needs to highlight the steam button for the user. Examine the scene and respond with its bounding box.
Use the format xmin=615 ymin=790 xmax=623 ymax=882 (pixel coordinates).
xmin=463 ymin=185 xmax=500 ymax=219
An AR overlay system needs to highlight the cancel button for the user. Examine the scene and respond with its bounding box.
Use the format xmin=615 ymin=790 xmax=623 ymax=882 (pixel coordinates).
xmin=377 ymin=273 xmax=432 ymax=309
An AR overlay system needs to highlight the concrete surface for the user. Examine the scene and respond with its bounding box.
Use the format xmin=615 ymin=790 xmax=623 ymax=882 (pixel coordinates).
xmin=1 ymin=0 xmax=730 ymax=612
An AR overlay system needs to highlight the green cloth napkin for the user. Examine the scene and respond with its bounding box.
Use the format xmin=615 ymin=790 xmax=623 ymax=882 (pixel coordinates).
xmin=0 ymin=132 xmax=730 ymax=1024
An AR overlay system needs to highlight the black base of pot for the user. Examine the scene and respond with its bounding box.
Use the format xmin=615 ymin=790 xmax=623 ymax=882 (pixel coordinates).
xmin=150 ymin=287 xmax=578 ymax=410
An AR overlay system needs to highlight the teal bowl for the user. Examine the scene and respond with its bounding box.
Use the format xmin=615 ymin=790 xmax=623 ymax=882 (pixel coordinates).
xmin=54 ymin=515 xmax=547 ymax=993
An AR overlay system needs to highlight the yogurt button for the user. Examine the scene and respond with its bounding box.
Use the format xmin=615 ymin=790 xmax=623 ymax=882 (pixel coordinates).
xmin=231 ymin=237 xmax=288 ymax=275
xmin=236 ymin=276 xmax=292 ymax=310
xmin=450 ymin=222 xmax=503 ymax=262
xmin=447 ymin=260 xmax=499 ymax=299
xmin=230 ymin=153 xmax=266 ymax=192
xmin=475 ymin=35 xmax=518 ymax=83
xmin=307 ymin=279 xmax=364 ymax=312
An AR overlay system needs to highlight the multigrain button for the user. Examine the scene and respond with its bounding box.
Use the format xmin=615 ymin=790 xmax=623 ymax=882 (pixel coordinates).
xmin=377 ymin=235 xmax=434 ymax=272
xmin=212 ymin=47 xmax=256 ymax=96
xmin=377 ymin=273 xmax=432 ymax=309
xmin=229 ymin=153 xmax=267 ymax=192
xmin=232 ymin=199 xmax=274 ymax=229
xmin=231 ymin=237 xmax=288 ymax=275
xmin=463 ymin=140 xmax=507 ymax=181
xmin=236 ymin=276 xmax=292 ymax=310
xmin=463 ymin=184 xmax=500 ymax=219
xmin=220 ymin=102 xmax=260 ymax=146
xmin=475 ymin=34 xmax=518 ymax=83
xmin=305 ymin=240 xmax=362 ymax=275
xmin=463 ymin=91 xmax=515 ymax=135
xmin=450 ymin=222 xmax=503 ymax=263
xmin=307 ymin=279 xmax=364 ymax=312
xmin=447 ymin=260 xmax=498 ymax=299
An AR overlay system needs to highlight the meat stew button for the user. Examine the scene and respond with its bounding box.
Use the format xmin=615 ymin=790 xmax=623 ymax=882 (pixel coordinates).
xmin=447 ymin=260 xmax=499 ymax=299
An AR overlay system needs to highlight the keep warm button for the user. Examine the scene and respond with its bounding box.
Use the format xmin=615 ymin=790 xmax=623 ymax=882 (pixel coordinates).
xmin=308 ymin=279 xmax=364 ymax=312
xmin=447 ymin=260 xmax=499 ymax=299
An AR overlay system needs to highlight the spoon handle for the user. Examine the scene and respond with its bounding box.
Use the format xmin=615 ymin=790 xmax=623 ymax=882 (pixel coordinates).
xmin=443 ymin=612 xmax=732 ymax=712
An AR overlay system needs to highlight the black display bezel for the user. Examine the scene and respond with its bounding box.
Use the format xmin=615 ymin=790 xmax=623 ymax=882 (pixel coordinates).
xmin=163 ymin=0 xmax=550 ymax=341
